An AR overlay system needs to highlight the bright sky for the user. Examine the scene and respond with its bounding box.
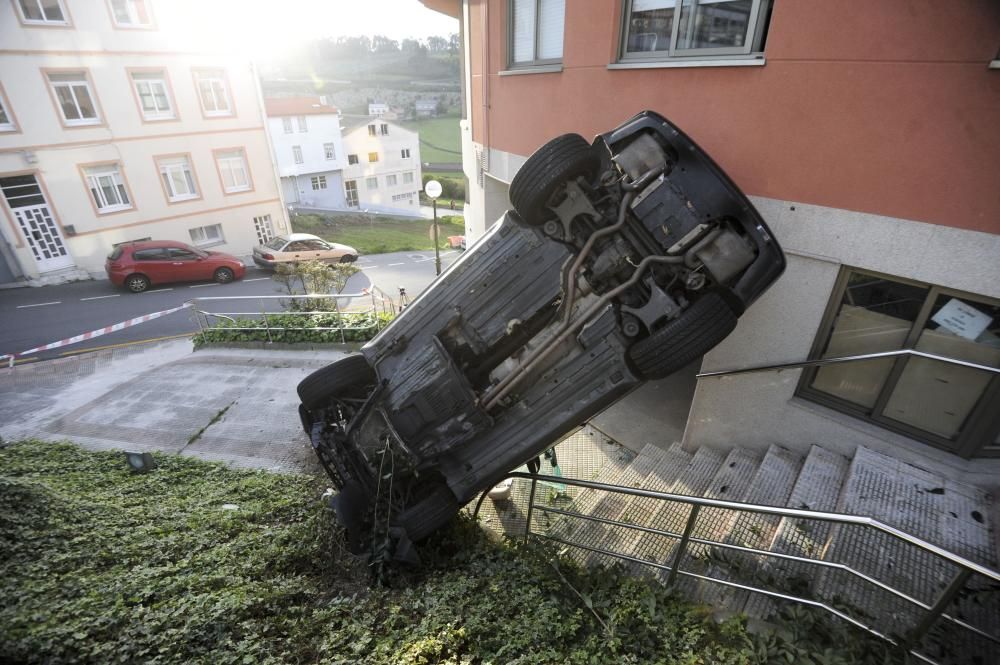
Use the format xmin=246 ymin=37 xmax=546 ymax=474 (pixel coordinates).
xmin=172 ymin=0 xmax=458 ymax=59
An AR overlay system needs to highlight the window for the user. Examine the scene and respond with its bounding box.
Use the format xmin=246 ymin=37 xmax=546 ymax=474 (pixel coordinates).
xmin=402 ymin=171 xmax=414 ymax=184
xmin=157 ymin=155 xmax=198 ymax=202
xmin=167 ymin=247 xmax=201 ymax=260
xmin=324 ymin=142 xmax=336 ymax=160
xmin=798 ymin=268 xmax=1000 ymax=458
xmin=16 ymin=0 xmax=68 ymax=25
xmin=215 ymin=149 xmax=251 ymax=193
xmin=368 ymin=152 xmax=379 ymax=163
xmin=366 ymin=177 xmax=378 ymax=190
xmin=189 ymin=223 xmax=224 ymax=246
xmin=348 ymin=154 xmax=359 ymax=165
xmin=193 ymin=69 xmax=232 ymax=117
xmin=619 ymin=0 xmax=771 ymax=62
xmin=386 ymin=174 xmax=398 ymax=186
xmin=282 ymin=117 xmax=293 ymax=134
xmin=344 ymin=180 xmax=359 ymax=207
xmin=0 ymin=86 xmax=16 ymax=132
xmin=47 ymin=71 xmax=100 ymax=126
xmin=509 ymin=0 xmax=565 ymax=67
xmin=296 ymin=116 xmax=307 ymax=132
xmin=292 ymin=145 xmax=304 ymax=164
xmin=380 ymin=123 xmax=389 ymax=136
xmin=311 ymin=175 xmax=327 ymax=190
xmin=83 ymin=164 xmax=132 ymax=213
xmin=401 ymin=148 xmax=411 ymax=159
xmin=109 ymin=0 xmax=153 ymax=28
xmin=368 ymin=124 xmax=376 ymax=137
xmin=130 ymin=71 xmax=173 ymax=120
xmin=253 ymin=214 xmax=274 ymax=245
xmin=393 ymin=192 xmax=415 ymax=202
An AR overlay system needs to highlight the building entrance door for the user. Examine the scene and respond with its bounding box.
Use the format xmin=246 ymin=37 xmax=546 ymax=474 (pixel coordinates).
xmin=0 ymin=175 xmax=74 ymax=273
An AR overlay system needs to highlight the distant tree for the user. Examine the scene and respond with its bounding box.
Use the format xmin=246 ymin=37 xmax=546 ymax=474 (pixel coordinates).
xmin=427 ymin=36 xmax=448 ymax=53
xmin=435 ymin=98 xmax=448 ymax=115
xmin=448 ymin=33 xmax=460 ymax=53
xmin=401 ymin=38 xmax=422 ymax=54
xmin=372 ymin=35 xmax=400 ymax=53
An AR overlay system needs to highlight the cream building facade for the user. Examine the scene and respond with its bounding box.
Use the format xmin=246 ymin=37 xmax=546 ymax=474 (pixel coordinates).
xmin=0 ymin=0 xmax=288 ymax=283
xmin=341 ymin=119 xmax=423 ymax=215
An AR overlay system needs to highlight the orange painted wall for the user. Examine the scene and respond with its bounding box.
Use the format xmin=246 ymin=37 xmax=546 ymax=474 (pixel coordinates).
xmin=468 ymin=0 xmax=1000 ymax=234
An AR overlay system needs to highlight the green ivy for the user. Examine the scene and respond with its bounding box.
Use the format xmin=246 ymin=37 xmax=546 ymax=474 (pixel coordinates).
xmin=0 ymin=441 xmax=903 ymax=664
xmin=191 ymin=311 xmax=394 ymax=348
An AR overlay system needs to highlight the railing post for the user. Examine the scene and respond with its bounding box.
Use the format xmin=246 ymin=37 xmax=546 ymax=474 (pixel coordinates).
xmin=523 ymin=477 xmax=538 ymax=543
xmin=666 ymin=504 xmax=701 ymax=588
xmin=903 ymin=568 xmax=973 ymax=652
xmin=335 ymin=294 xmax=346 ymax=343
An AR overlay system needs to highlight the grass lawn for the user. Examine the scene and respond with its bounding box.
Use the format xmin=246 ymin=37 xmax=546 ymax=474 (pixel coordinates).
xmin=0 ymin=440 xmax=900 ymax=665
xmin=400 ymin=113 xmax=462 ymax=163
xmin=291 ymin=211 xmax=464 ymax=255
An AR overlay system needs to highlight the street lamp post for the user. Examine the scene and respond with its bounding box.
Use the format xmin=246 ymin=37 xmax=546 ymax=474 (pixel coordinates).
xmin=425 ymin=179 xmax=443 ymax=275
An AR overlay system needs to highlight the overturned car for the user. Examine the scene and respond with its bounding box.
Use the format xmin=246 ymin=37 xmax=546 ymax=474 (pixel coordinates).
xmin=298 ymin=110 xmax=785 ymax=557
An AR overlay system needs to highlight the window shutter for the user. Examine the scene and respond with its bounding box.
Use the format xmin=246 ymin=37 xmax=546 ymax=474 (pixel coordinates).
xmin=512 ymin=0 xmax=536 ymax=63
xmin=536 ymin=0 xmax=565 ymax=60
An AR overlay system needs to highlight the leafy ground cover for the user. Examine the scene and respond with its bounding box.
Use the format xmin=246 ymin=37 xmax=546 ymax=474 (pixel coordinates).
xmin=291 ymin=211 xmax=464 ymax=255
xmin=1 ymin=441 xmax=902 ymax=665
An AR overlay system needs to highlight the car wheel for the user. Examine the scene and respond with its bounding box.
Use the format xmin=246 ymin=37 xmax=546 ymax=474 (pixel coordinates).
xmin=392 ymin=482 xmax=460 ymax=542
xmin=214 ymin=267 xmax=235 ymax=284
xmin=339 ymin=254 xmax=358 ymax=264
xmin=297 ymin=354 xmax=376 ymax=411
xmin=509 ymin=133 xmax=601 ymax=225
xmin=627 ymin=292 xmax=738 ymax=380
xmin=125 ymin=274 xmax=150 ymax=293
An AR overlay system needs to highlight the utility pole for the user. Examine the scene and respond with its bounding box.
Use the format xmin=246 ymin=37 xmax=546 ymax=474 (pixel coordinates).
xmin=425 ymin=180 xmax=443 ymax=275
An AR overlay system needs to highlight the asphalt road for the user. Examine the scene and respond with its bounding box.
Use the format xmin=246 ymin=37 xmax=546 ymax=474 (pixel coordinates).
xmin=0 ymin=249 xmax=460 ymax=364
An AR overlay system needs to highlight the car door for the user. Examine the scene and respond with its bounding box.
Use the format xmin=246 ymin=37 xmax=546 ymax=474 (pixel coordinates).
xmin=167 ymin=246 xmax=211 ymax=282
xmin=304 ymin=239 xmax=334 ymax=261
xmin=281 ymin=241 xmax=311 ymax=263
xmin=132 ymin=248 xmax=172 ymax=284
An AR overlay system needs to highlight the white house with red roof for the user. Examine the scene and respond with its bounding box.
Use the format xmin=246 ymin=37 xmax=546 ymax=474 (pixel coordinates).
xmin=264 ymin=97 xmax=347 ymax=210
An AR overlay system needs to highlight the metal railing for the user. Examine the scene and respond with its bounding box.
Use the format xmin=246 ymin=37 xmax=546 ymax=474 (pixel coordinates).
xmin=695 ymin=348 xmax=1000 ymax=379
xmin=473 ymin=472 xmax=1000 ymax=664
xmin=188 ymin=288 xmax=400 ymax=344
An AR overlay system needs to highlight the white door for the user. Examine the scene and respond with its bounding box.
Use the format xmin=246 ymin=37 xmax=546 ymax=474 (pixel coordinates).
xmin=13 ymin=205 xmax=74 ymax=273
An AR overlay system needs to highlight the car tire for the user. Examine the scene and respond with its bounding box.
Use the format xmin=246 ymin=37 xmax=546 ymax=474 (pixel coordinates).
xmin=125 ymin=274 xmax=150 ymax=293
xmin=509 ymin=133 xmax=601 ymax=225
xmin=297 ymin=354 xmax=376 ymax=411
xmin=339 ymin=254 xmax=357 ymax=264
xmin=627 ymin=292 xmax=738 ymax=380
xmin=214 ymin=267 xmax=235 ymax=284
xmin=393 ymin=482 xmax=460 ymax=542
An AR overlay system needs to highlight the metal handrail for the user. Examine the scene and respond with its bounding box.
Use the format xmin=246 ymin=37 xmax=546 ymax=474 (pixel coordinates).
xmin=473 ymin=471 xmax=1000 ymax=661
xmin=696 ymin=348 xmax=1000 ymax=379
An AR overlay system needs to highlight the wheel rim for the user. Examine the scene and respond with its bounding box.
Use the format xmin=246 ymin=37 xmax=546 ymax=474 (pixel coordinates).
xmin=216 ymin=268 xmax=233 ymax=283
xmin=127 ymin=276 xmax=147 ymax=292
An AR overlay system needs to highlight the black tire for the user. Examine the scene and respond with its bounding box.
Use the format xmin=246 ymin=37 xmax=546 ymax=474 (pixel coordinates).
xmin=297 ymin=354 xmax=375 ymax=410
xmin=628 ymin=292 xmax=738 ymax=380
xmin=125 ymin=274 xmax=150 ymax=293
xmin=214 ymin=267 xmax=235 ymax=284
xmin=509 ymin=133 xmax=600 ymax=225
xmin=339 ymin=254 xmax=357 ymax=264
xmin=393 ymin=483 xmax=460 ymax=542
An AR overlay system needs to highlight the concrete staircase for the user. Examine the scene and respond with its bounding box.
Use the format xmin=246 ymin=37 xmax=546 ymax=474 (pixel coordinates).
xmin=529 ymin=441 xmax=999 ymax=663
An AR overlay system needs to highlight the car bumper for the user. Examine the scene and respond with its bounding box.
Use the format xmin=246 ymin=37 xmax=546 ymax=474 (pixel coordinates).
xmin=252 ymin=256 xmax=276 ymax=268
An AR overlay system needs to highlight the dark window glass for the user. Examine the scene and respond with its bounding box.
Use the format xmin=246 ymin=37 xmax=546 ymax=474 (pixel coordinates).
xmin=168 ymin=247 xmax=200 ymax=260
xmin=133 ymin=248 xmax=168 ymax=261
xmin=107 ymin=247 xmax=123 ymax=261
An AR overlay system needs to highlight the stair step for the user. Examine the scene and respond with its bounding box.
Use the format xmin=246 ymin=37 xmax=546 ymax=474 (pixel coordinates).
xmin=744 ymin=445 xmax=849 ymax=619
xmin=581 ymin=442 xmax=694 ymax=567
xmin=563 ymin=446 xmax=669 ymax=563
xmin=815 ymin=446 xmax=998 ymax=649
xmin=624 ymin=446 xmax=727 ymax=578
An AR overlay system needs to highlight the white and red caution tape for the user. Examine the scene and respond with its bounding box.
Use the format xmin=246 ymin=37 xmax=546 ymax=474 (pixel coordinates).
xmin=2 ymin=302 xmax=191 ymax=366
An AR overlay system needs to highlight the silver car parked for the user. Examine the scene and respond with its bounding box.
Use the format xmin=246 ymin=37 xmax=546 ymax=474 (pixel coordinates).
xmin=252 ymin=233 xmax=359 ymax=269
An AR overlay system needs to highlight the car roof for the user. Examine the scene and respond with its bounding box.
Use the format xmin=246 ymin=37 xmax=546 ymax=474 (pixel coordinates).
xmin=284 ymin=233 xmax=323 ymax=242
xmin=120 ymin=240 xmax=193 ymax=250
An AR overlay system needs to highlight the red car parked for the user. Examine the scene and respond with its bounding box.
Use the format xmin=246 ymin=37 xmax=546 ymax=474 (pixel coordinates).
xmin=105 ymin=240 xmax=246 ymax=293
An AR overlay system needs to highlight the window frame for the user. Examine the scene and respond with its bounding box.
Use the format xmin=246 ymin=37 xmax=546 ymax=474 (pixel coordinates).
xmin=344 ymin=180 xmax=359 ymax=207
xmin=0 ymin=83 xmax=20 ymax=133
xmin=106 ymin=0 xmax=155 ymax=29
xmin=402 ymin=171 xmax=414 ymax=184
xmin=401 ymin=148 xmax=411 ymax=159
xmin=323 ymin=142 xmax=336 ymax=160
xmin=127 ymin=68 xmax=177 ymax=122
xmin=310 ymin=175 xmax=327 ymax=190
xmin=79 ymin=161 xmax=134 ymax=215
xmin=188 ymin=222 xmax=225 ymax=248
xmin=366 ymin=176 xmax=378 ymax=191
xmin=43 ymin=69 xmax=104 ymax=128
xmin=507 ymin=0 xmax=565 ymax=69
xmin=253 ymin=214 xmax=274 ymax=245
xmin=212 ymin=147 xmax=253 ymax=195
xmin=296 ymin=115 xmax=308 ymax=132
xmin=796 ymin=266 xmax=1000 ymax=459
xmin=155 ymin=153 xmax=200 ymax=204
xmin=282 ymin=117 xmax=293 ymax=134
xmin=192 ymin=68 xmax=234 ymax=119
xmin=386 ymin=174 xmax=398 ymax=187
xmin=368 ymin=152 xmax=379 ymax=163
xmin=617 ymin=0 xmax=771 ymax=64
xmin=348 ymin=154 xmax=359 ymax=165
xmin=14 ymin=0 xmax=71 ymax=27
xmin=292 ymin=145 xmax=304 ymax=164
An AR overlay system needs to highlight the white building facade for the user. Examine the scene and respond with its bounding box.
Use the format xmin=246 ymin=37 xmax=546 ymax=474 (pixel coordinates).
xmin=0 ymin=0 xmax=288 ymax=283
xmin=341 ymin=120 xmax=422 ymax=215
xmin=264 ymin=97 xmax=346 ymax=211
